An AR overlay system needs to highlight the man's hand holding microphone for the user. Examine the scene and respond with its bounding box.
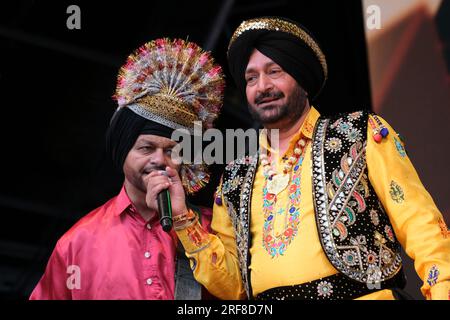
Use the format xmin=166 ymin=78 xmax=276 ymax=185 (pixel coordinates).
xmin=144 ymin=166 xmax=188 ymax=232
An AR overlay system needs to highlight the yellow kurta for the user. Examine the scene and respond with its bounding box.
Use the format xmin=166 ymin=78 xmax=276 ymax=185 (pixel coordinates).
xmin=176 ymin=107 xmax=450 ymax=300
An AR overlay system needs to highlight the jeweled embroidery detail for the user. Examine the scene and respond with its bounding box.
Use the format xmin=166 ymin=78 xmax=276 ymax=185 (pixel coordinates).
xmin=394 ymin=136 xmax=406 ymax=157
xmin=327 ymin=142 xmax=368 ymax=241
xmin=366 ymin=265 xmax=382 ymax=283
xmin=381 ymin=250 xmax=393 ymax=264
xmin=427 ymin=265 xmax=439 ymax=287
xmin=346 ymin=128 xmax=362 ymax=143
xmin=214 ymin=179 xmax=223 ymax=206
xmin=348 ymin=111 xmax=363 ymax=121
xmin=342 ymin=250 xmax=359 ymax=266
xmin=349 ymin=235 xmax=368 ymax=251
xmin=385 ymin=225 xmax=395 ymax=242
xmin=222 ymin=168 xmax=243 ymax=194
xmin=262 ymin=155 xmax=304 ymax=258
xmin=365 ymin=250 xmax=378 ymax=265
xmin=336 ymin=121 xmax=353 ymax=135
xmin=370 ymin=209 xmax=380 ymax=226
xmin=389 ymin=181 xmax=404 ymax=203
xmin=317 ymin=281 xmax=334 ymax=297
xmin=374 ymin=231 xmax=395 ymax=265
xmin=325 ymin=137 xmax=342 ymax=153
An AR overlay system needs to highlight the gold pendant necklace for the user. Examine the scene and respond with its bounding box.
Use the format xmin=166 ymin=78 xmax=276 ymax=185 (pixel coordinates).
xmin=266 ymin=173 xmax=290 ymax=195
xmin=261 ymin=137 xmax=307 ymax=195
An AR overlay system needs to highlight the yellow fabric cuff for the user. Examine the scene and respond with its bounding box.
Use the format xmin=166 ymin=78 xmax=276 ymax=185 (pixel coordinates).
xmin=175 ymin=219 xmax=212 ymax=254
xmin=428 ymin=281 xmax=450 ymax=300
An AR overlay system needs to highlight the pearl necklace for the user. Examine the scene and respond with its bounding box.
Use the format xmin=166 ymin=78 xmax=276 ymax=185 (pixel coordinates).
xmin=260 ymin=137 xmax=307 ymax=195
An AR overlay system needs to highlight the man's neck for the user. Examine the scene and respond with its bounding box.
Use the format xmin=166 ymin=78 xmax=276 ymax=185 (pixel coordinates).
xmin=266 ymin=104 xmax=311 ymax=155
xmin=124 ymin=180 xmax=156 ymax=222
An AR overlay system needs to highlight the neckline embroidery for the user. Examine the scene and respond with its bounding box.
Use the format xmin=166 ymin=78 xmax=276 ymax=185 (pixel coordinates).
xmin=262 ymin=148 xmax=306 ymax=258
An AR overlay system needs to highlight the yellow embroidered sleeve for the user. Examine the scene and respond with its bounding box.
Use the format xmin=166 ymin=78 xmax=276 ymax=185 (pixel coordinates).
xmin=366 ymin=115 xmax=450 ymax=300
xmin=175 ymin=187 xmax=246 ymax=300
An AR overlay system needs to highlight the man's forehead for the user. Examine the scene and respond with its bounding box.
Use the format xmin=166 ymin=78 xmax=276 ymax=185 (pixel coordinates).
xmin=246 ymin=49 xmax=280 ymax=72
xmin=136 ymin=134 xmax=176 ymax=146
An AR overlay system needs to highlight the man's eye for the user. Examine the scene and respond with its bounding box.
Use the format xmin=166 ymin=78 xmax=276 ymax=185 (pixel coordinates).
xmin=269 ymin=69 xmax=281 ymax=75
xmin=165 ymin=149 xmax=172 ymax=156
xmin=246 ymin=76 xmax=257 ymax=85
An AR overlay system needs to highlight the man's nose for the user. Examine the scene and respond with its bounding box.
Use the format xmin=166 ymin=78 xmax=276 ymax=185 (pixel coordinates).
xmin=256 ymin=74 xmax=273 ymax=93
xmin=150 ymin=148 xmax=166 ymax=167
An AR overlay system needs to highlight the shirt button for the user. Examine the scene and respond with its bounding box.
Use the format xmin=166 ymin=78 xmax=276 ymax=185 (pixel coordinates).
xmin=146 ymin=278 xmax=153 ymax=285
xmin=146 ymin=223 xmax=152 ymax=230
xmin=144 ymin=251 xmax=151 ymax=259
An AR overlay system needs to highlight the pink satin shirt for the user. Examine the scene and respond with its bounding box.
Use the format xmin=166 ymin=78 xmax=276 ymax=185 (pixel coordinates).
xmin=30 ymin=186 xmax=181 ymax=300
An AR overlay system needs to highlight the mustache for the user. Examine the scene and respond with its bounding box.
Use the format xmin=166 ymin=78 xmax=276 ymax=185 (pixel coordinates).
xmin=143 ymin=165 xmax=166 ymax=174
xmin=254 ymin=91 xmax=284 ymax=105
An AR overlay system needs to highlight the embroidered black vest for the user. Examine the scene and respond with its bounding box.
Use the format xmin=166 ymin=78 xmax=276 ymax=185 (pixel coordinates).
xmin=220 ymin=111 xmax=405 ymax=299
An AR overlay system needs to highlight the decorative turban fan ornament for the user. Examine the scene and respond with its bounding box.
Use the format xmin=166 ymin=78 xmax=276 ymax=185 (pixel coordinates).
xmin=114 ymin=38 xmax=225 ymax=194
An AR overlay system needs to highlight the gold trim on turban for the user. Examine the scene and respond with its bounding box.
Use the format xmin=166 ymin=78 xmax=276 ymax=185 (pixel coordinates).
xmin=228 ymin=17 xmax=328 ymax=80
xmin=135 ymin=94 xmax=198 ymax=130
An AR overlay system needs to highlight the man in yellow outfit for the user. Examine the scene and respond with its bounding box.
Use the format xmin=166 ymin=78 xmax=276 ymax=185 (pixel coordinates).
xmin=146 ymin=17 xmax=450 ymax=300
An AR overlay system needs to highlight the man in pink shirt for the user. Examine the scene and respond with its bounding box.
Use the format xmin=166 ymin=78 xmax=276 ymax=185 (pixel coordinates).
xmin=30 ymin=38 xmax=224 ymax=300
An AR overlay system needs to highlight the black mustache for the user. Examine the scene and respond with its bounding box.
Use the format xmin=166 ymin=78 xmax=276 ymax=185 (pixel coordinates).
xmin=254 ymin=91 xmax=284 ymax=105
xmin=143 ymin=165 xmax=166 ymax=174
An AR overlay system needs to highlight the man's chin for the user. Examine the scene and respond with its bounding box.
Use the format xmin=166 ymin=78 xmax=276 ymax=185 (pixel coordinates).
xmin=259 ymin=110 xmax=284 ymax=124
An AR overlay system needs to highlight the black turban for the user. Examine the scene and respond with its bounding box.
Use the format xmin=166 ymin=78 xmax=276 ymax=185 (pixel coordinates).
xmin=106 ymin=107 xmax=174 ymax=170
xmin=227 ymin=17 xmax=327 ymax=101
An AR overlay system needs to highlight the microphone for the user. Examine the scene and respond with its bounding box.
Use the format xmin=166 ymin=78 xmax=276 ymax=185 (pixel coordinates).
xmin=157 ymin=189 xmax=173 ymax=232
